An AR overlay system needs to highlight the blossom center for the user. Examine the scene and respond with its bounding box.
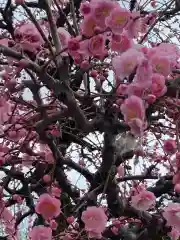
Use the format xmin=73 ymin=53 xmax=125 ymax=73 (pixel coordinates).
xmin=96 ymin=7 xmax=109 ymax=17
xmin=42 ymin=202 xmax=56 ymax=212
xmin=114 ymin=15 xmax=127 ymax=25
xmin=125 ymin=62 xmax=135 ymax=72
xmin=127 ymin=109 xmax=137 ymax=121
xmin=155 ymin=64 xmax=163 ymax=73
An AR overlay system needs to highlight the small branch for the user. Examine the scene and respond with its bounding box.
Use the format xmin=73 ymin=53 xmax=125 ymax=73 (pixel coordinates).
xmin=22 ymin=3 xmax=55 ymax=57
xmin=44 ymin=0 xmax=62 ymax=65
xmin=69 ymin=0 xmax=79 ymax=35
xmin=0 ymin=44 xmax=40 ymax=73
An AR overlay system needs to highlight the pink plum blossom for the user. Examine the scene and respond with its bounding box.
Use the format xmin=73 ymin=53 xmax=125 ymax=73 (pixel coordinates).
xmin=29 ymin=226 xmax=52 ymax=240
xmin=151 ymin=73 xmax=167 ymax=97
xmin=112 ymin=48 xmax=144 ymax=79
xmin=81 ymin=206 xmax=107 ymax=238
xmin=110 ymin=33 xmax=133 ymax=53
xmin=79 ymin=34 xmax=106 ymax=58
xmin=90 ymin=0 xmax=116 ymax=29
xmin=35 ymin=193 xmax=61 ymax=220
xmin=128 ymin=118 xmax=146 ymax=136
xmin=150 ymin=54 xmax=171 ymax=77
xmin=57 ymin=27 xmax=71 ymax=49
xmin=80 ymin=15 xmax=97 ymax=37
xmin=163 ymin=139 xmax=177 ymax=155
xmin=120 ymin=95 xmax=145 ymax=123
xmin=80 ymin=2 xmax=91 ymax=16
xmin=131 ymin=190 xmax=156 ymax=211
xmin=126 ymin=16 xmax=144 ymax=39
xmin=126 ymin=83 xmax=144 ymax=97
xmin=168 ymin=228 xmax=180 ymax=240
xmin=163 ymin=203 xmax=180 ymax=231
xmin=14 ymin=23 xmax=44 ymax=53
xmin=134 ymin=59 xmax=153 ymax=90
xmin=120 ymin=96 xmax=146 ymax=135
xmin=157 ymin=43 xmax=180 ymax=63
xmin=106 ymin=7 xmax=131 ymax=35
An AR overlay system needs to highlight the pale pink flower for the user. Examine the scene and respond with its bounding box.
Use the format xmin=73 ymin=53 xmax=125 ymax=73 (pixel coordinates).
xmin=80 ymin=2 xmax=91 ymax=16
xmin=81 ymin=206 xmax=107 ymax=238
xmin=79 ymin=34 xmax=106 ymax=58
xmin=90 ymin=0 xmax=116 ymax=29
xmin=35 ymin=193 xmax=61 ymax=220
xmin=110 ymin=33 xmax=133 ymax=53
xmin=158 ymin=43 xmax=180 ymax=62
xmin=150 ymin=54 xmax=171 ymax=77
xmin=106 ymin=7 xmax=131 ymax=35
xmin=126 ymin=83 xmax=144 ymax=97
xmin=126 ymin=17 xmax=143 ymax=39
xmin=117 ymin=165 xmax=124 ymax=178
xmin=163 ymin=203 xmax=180 ymax=231
xmin=128 ymin=118 xmax=146 ymax=136
xmin=168 ymin=228 xmax=180 ymax=240
xmin=29 ymin=226 xmax=52 ymax=240
xmin=112 ymin=48 xmax=144 ymax=79
xmin=151 ymin=73 xmax=167 ymax=98
xmin=57 ymin=27 xmax=71 ymax=49
xmin=163 ymin=139 xmax=177 ymax=155
xmin=14 ymin=23 xmax=44 ymax=53
xmin=80 ymin=15 xmax=97 ymax=37
xmin=131 ymin=190 xmax=156 ymax=211
xmin=120 ymin=95 xmax=145 ymax=123
xmin=134 ymin=59 xmax=153 ymax=88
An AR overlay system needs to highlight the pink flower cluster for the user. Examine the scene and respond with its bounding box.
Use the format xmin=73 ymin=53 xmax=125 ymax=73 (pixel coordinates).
xmin=114 ymin=42 xmax=180 ymax=135
xmin=29 ymin=225 xmax=52 ymax=240
xmin=54 ymin=0 xmax=179 ymax=136
xmin=14 ymin=22 xmax=44 ymax=53
xmin=131 ymin=185 xmax=156 ymax=211
xmin=171 ymin=151 xmax=180 ymax=193
xmin=120 ymin=95 xmax=146 ymax=136
xmin=163 ymin=203 xmax=180 ymax=238
xmin=81 ymin=206 xmax=107 ymax=238
xmin=35 ymin=193 xmax=61 ymax=220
